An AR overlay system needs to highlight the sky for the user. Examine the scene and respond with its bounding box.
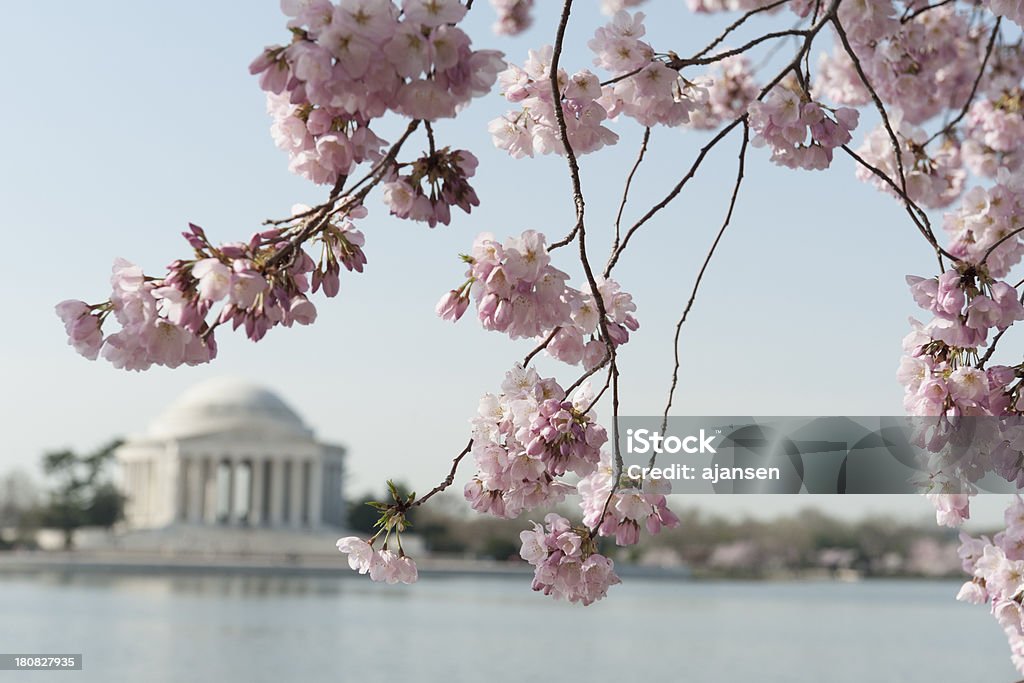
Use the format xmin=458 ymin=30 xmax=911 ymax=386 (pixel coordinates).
xmin=0 ymin=1 xmax=1017 ymax=526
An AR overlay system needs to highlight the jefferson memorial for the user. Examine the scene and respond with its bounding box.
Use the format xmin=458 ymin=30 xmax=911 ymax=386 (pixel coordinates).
xmin=115 ymin=378 xmax=346 ymax=532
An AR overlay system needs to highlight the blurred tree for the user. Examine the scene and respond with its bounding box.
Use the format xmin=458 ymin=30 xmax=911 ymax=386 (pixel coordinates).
xmin=479 ymin=537 xmax=519 ymax=561
xmin=0 ymin=469 xmax=40 ymax=527
xmin=0 ymin=469 xmax=42 ymax=549
xmin=38 ymin=439 xmax=125 ymax=549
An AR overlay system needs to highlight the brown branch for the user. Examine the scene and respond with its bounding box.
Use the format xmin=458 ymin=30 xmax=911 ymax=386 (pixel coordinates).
xmin=565 ymin=356 xmax=610 ymax=396
xmin=840 ymin=144 xmax=956 ymax=265
xmin=978 ymin=327 xmax=1010 ymax=368
xmin=411 ymin=439 xmax=474 ymax=508
xmin=425 ymin=120 xmax=437 ymax=155
xmin=523 ymin=326 xmax=560 ymax=367
xmin=549 ymin=0 xmax=623 ymax=484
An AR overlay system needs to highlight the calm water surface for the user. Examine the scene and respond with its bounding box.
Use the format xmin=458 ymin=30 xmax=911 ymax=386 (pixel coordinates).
xmin=0 ymin=572 xmax=1016 ymax=683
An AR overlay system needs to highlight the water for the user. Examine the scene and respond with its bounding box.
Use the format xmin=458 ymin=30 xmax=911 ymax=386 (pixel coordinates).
xmin=0 ymin=572 xmax=1017 ymax=683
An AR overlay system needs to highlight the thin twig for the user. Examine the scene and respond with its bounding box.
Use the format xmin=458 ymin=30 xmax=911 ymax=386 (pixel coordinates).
xmin=523 ymin=327 xmax=560 ymax=367
xmin=612 ymin=127 xmax=651 ymax=256
xmin=901 ymin=0 xmax=956 ymax=23
xmin=605 ymin=117 xmax=743 ymax=277
xmin=411 ymin=440 xmax=474 ymax=508
xmin=981 ymin=224 xmax=1024 ymax=266
xmin=693 ymin=0 xmax=793 ymax=59
xmin=659 ymin=122 xmax=749 ymax=456
xmin=425 ymin=120 xmax=437 ymax=155
xmin=600 ymin=28 xmax=810 ymax=88
xmin=840 ymin=145 xmax=956 ymax=265
xmin=978 ymin=327 xmax=1009 ymax=368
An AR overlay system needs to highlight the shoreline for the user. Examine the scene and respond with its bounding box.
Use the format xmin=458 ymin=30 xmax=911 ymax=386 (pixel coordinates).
xmin=0 ymin=551 xmax=963 ymax=582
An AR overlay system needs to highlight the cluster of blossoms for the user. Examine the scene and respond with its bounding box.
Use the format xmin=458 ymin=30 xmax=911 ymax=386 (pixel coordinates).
xmin=489 ymin=45 xmax=618 ymax=158
xmin=748 ymin=82 xmax=859 ymax=170
xmin=898 ymin=216 xmax=1024 ymax=536
xmin=58 ymin=208 xmax=368 ymax=370
xmin=519 ymin=513 xmax=621 ymax=605
xmin=885 ymin=8 xmax=1024 ymax=650
xmin=546 ymin=277 xmax=639 ymax=369
xmin=687 ymin=56 xmax=759 ymax=131
xmin=488 ymin=0 xmax=533 ymax=36
xmin=381 ymin=147 xmax=479 ymax=227
xmin=489 ymin=8 xmax=725 ymax=157
xmin=957 ymin=497 xmax=1024 ymax=671
xmin=336 ymin=536 xmax=419 ymax=584
xmin=831 ymin=0 xmax=899 ymax=46
xmin=265 ymin=92 xmax=386 ymax=186
xmin=437 ymin=230 xmax=639 ymax=368
xmin=437 ymin=230 xmax=570 ymax=337
xmin=815 ymin=49 xmax=870 ymax=107
xmin=854 ymin=118 xmax=965 ymax=209
xmin=56 ymin=259 xmax=215 ymax=371
xmin=819 ymin=6 xmax=981 ymax=125
xmin=464 ymin=366 xmax=604 ymax=518
xmin=250 ymin=0 xmax=504 ymax=184
xmin=310 ymin=205 xmax=369 ymax=297
xmin=577 ymin=452 xmax=681 ymax=545
xmin=591 ymin=12 xmax=709 ymax=129
xmin=336 ymin=482 xmax=419 ymax=584
xmin=963 ymin=79 xmax=1024 ymax=178
xmin=900 ymin=265 xmax=1024 ymax=416
xmin=943 ymin=172 xmax=1024 ymax=277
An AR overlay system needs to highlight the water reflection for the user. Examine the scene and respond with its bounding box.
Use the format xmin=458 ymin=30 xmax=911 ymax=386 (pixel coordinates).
xmin=0 ymin=572 xmax=1016 ymax=683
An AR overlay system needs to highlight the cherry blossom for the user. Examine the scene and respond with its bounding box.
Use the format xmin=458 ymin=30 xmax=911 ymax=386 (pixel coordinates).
xmin=748 ymin=81 xmax=859 ymax=170
xmin=489 ymin=0 xmax=533 ymax=35
xmin=519 ymin=513 xmax=621 ymax=605
xmin=577 ymin=451 xmax=680 ymax=545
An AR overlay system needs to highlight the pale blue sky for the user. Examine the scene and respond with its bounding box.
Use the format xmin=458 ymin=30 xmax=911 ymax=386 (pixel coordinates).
xmin=1 ymin=1 xmax=1015 ymax=524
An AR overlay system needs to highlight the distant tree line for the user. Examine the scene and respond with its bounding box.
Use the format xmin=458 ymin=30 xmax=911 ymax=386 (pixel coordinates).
xmin=348 ymin=489 xmax=974 ymax=577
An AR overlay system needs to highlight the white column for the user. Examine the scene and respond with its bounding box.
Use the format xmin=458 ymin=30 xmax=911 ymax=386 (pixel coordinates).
xmin=188 ymin=458 xmax=204 ymax=523
xmin=289 ymin=458 xmax=304 ymax=528
xmin=308 ymin=460 xmax=323 ymax=529
xmin=144 ymin=460 xmax=153 ymax=525
xmin=125 ymin=462 xmax=134 ymax=524
xmin=204 ymin=457 xmax=218 ymax=524
xmin=250 ymin=458 xmax=264 ymax=526
xmin=226 ymin=457 xmax=237 ymax=525
xmin=176 ymin=457 xmax=187 ymax=522
xmin=269 ymin=458 xmax=285 ymax=527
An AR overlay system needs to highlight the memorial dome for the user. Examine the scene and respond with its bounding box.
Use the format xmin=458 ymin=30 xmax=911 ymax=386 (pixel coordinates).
xmin=148 ymin=377 xmax=312 ymax=440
